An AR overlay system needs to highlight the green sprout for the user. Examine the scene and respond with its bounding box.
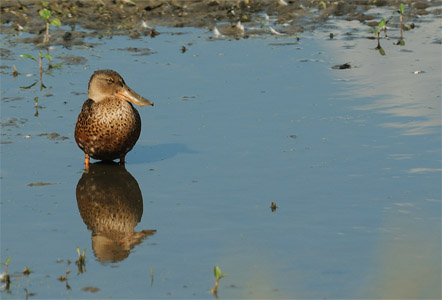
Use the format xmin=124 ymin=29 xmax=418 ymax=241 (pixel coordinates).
xmin=210 ymin=266 xmax=227 ymax=297
xmin=20 ymin=51 xmax=51 ymax=73
xmin=39 ymin=1 xmax=61 ymax=43
xmin=1 ymin=258 xmax=11 ymax=291
xmin=150 ymin=267 xmax=154 ymax=287
xmin=395 ymin=3 xmax=411 ymax=31
xmin=393 ymin=3 xmax=412 ymax=45
xmin=20 ymin=51 xmax=52 ymax=90
xmin=374 ymin=18 xmax=387 ymax=55
xmin=375 ymin=18 xmax=387 ymax=38
xmin=75 ymin=247 xmax=86 ymax=274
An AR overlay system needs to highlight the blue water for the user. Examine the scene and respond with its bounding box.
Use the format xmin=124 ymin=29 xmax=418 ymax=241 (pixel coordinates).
xmin=1 ymin=12 xmax=440 ymax=299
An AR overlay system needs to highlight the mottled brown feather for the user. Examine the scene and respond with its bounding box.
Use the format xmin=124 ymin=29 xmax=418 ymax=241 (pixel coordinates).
xmin=74 ymin=70 xmax=148 ymax=162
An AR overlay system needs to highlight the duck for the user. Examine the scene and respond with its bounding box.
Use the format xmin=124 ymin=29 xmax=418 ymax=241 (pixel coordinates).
xmin=75 ymin=69 xmax=154 ymax=169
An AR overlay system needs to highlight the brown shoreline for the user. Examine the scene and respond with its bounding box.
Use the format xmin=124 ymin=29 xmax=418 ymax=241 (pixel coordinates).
xmin=1 ymin=0 xmax=441 ymax=43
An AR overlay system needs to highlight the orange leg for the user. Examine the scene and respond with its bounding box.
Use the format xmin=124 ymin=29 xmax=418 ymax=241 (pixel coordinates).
xmin=84 ymin=154 xmax=90 ymax=170
xmin=120 ymin=156 xmax=126 ymax=165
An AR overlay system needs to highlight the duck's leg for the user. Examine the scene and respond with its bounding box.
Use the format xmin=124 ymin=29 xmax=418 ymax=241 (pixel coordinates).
xmin=120 ymin=156 xmax=126 ymax=165
xmin=84 ymin=154 xmax=90 ymax=170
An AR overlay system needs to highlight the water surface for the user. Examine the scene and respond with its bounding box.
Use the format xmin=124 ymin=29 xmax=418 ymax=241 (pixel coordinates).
xmin=1 ymin=10 xmax=440 ymax=299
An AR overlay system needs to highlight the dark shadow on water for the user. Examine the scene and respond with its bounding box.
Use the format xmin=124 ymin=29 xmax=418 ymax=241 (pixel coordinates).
xmin=127 ymin=143 xmax=198 ymax=164
xmin=76 ymin=162 xmax=156 ymax=263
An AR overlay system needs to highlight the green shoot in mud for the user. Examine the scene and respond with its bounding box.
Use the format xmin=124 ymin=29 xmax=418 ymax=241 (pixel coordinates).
xmin=75 ymin=247 xmax=86 ymax=274
xmin=1 ymin=258 xmax=11 ymax=292
xmin=394 ymin=3 xmax=412 ymax=32
xmin=374 ymin=18 xmax=387 ymax=55
xmin=39 ymin=0 xmax=61 ymax=43
xmin=150 ymin=267 xmax=154 ymax=287
xmin=211 ymin=266 xmax=227 ymax=298
xmin=372 ymin=3 xmax=414 ymax=52
xmin=20 ymin=51 xmax=52 ymax=90
xmin=393 ymin=3 xmax=414 ymax=46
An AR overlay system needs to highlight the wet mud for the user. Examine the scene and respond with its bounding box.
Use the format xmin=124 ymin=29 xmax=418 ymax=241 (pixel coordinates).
xmin=1 ymin=0 xmax=441 ymax=43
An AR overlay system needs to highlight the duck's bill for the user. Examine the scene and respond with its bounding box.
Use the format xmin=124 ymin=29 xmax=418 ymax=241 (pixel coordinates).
xmin=116 ymin=86 xmax=154 ymax=106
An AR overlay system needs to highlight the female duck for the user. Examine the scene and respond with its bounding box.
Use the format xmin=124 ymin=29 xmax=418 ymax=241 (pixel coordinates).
xmin=75 ymin=70 xmax=154 ymax=169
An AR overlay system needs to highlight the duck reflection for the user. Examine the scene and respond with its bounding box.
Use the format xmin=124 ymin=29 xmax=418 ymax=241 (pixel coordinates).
xmin=76 ymin=162 xmax=156 ymax=262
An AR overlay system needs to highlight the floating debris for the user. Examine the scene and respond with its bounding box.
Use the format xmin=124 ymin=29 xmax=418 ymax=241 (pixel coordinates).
xmin=82 ymin=286 xmax=100 ymax=293
xmin=149 ymin=29 xmax=159 ymax=38
xmin=37 ymin=133 xmax=69 ymax=140
xmin=27 ymin=182 xmax=56 ymax=187
xmin=12 ymin=65 xmax=18 ymax=77
xmin=236 ymin=21 xmax=245 ymax=34
xmin=213 ymin=26 xmax=222 ymax=38
xmin=413 ymin=70 xmax=425 ymax=74
xmin=270 ymin=27 xmax=285 ymax=36
xmin=332 ymin=63 xmax=353 ymax=70
xmin=58 ymin=269 xmax=71 ymax=290
xmin=271 ymin=202 xmax=278 ymax=212
xmin=22 ymin=267 xmax=32 ymax=276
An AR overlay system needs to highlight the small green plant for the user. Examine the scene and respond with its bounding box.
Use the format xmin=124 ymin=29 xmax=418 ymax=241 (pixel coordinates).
xmin=1 ymin=258 xmax=11 ymax=291
xmin=75 ymin=247 xmax=86 ymax=274
xmin=375 ymin=18 xmax=387 ymax=40
xmin=394 ymin=3 xmax=412 ymax=31
xmin=20 ymin=51 xmax=51 ymax=73
xmin=20 ymin=51 xmax=52 ymax=90
xmin=210 ymin=266 xmax=227 ymax=297
xmin=374 ymin=18 xmax=386 ymax=55
xmin=39 ymin=0 xmax=61 ymax=43
xmin=150 ymin=267 xmax=154 ymax=287
xmin=393 ymin=3 xmax=413 ymax=45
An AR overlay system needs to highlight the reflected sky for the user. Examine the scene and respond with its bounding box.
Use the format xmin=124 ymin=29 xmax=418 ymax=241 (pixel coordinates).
xmin=321 ymin=15 xmax=441 ymax=136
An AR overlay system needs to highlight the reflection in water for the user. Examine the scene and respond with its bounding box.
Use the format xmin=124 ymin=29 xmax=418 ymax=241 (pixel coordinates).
xmin=76 ymin=163 xmax=156 ymax=262
xmin=326 ymin=17 xmax=441 ymax=136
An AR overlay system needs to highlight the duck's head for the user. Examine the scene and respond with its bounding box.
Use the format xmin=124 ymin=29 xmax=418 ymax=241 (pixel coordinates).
xmin=87 ymin=69 xmax=154 ymax=106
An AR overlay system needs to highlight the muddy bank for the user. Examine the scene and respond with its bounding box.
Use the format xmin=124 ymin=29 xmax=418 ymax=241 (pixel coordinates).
xmin=1 ymin=0 xmax=441 ymax=43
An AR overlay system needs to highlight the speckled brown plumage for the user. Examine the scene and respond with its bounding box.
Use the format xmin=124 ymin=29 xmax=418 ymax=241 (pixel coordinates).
xmin=75 ymin=70 xmax=153 ymax=165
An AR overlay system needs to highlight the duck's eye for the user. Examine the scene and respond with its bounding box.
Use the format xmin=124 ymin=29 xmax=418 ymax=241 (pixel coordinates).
xmin=106 ymin=78 xmax=114 ymax=84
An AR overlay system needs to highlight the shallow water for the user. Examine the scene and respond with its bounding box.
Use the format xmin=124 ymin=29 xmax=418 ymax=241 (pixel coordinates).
xmin=1 ymin=9 xmax=441 ymax=299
